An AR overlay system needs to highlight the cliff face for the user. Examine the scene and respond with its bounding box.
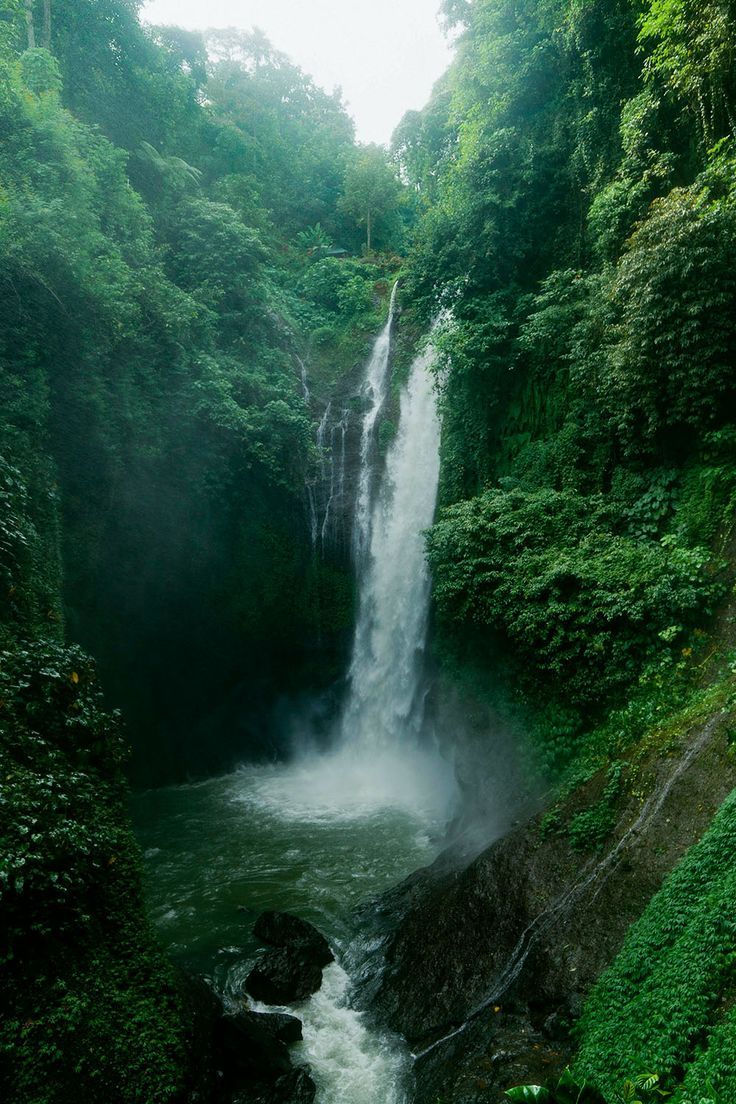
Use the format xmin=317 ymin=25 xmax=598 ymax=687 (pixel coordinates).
xmin=363 ymin=705 xmax=735 ymax=1102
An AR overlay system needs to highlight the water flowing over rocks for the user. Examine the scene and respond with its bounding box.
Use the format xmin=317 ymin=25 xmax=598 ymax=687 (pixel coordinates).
xmin=182 ymin=975 xmax=316 ymax=1104
xmin=360 ymin=710 xmax=734 ymax=1103
xmin=246 ymin=950 xmax=326 ymax=1006
xmin=305 ymin=283 xmax=399 ymax=562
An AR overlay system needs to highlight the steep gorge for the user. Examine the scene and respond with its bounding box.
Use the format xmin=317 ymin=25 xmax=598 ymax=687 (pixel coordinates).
xmin=4 ymin=0 xmax=736 ymax=1102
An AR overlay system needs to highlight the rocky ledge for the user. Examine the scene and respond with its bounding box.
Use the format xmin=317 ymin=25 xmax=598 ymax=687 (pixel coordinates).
xmin=360 ymin=711 xmax=733 ymax=1103
xmin=182 ymin=912 xmax=334 ymax=1104
xmin=183 ymin=975 xmax=315 ymax=1104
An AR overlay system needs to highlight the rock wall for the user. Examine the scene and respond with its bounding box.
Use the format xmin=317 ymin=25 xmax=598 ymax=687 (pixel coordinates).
xmin=361 ymin=709 xmax=735 ymax=1103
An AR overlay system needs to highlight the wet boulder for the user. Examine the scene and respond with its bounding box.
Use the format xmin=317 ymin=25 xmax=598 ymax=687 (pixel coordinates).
xmin=245 ymin=947 xmax=324 ymax=1005
xmin=268 ymin=1068 xmax=316 ymax=1104
xmin=216 ymin=1011 xmax=292 ymax=1082
xmin=236 ymin=1067 xmax=316 ymax=1104
xmin=245 ymin=911 xmax=334 ymax=1005
xmin=237 ymin=1009 xmax=303 ymax=1045
xmin=253 ymin=911 xmax=333 ymax=968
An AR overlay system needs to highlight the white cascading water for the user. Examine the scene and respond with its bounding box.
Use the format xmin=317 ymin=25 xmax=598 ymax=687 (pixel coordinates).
xmin=297 ymin=354 xmax=311 ymax=404
xmin=341 ymin=341 xmax=441 ymax=750
xmin=307 ymin=403 xmax=332 ymax=547
xmin=248 ymin=328 xmax=456 ymax=1102
xmin=353 ymin=282 xmax=399 ymax=563
xmin=321 ymin=408 xmax=350 ymax=550
xmin=263 ymin=328 xmax=456 ymax=821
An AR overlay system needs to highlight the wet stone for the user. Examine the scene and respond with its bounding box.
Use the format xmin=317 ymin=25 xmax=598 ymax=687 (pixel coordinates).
xmin=253 ymin=910 xmax=334 ymax=968
xmin=246 ymin=947 xmax=325 ymax=1005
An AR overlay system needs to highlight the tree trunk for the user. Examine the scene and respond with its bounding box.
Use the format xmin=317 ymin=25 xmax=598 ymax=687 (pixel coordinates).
xmin=25 ymin=0 xmax=36 ymax=48
xmin=42 ymin=0 xmax=51 ymax=49
xmin=366 ymin=209 xmax=372 ymax=253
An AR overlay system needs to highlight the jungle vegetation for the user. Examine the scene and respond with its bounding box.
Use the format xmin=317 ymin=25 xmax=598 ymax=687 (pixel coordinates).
xmin=3 ymin=0 xmax=736 ymax=1100
xmin=397 ymin=0 xmax=736 ymax=1099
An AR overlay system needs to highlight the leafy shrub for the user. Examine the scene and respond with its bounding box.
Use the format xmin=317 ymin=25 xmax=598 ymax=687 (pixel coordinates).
xmin=298 ymin=257 xmax=378 ymax=318
xmin=589 ymin=165 xmax=736 ymax=454
xmin=574 ymin=788 xmax=736 ymax=1101
xmin=20 ymin=48 xmax=63 ymax=96
xmin=0 ymin=641 xmax=192 ymax=1103
xmin=506 ymin=1068 xmax=670 ymax=1102
xmin=506 ymin=1066 xmax=605 ymax=1101
xmin=427 ymin=487 xmax=723 ymax=706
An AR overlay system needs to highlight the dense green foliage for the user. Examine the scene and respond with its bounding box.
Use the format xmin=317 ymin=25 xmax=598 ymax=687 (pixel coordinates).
xmin=506 ymin=1069 xmax=669 ymax=1103
xmin=0 ymin=1 xmax=405 ymax=782
xmin=0 ymin=3 xmax=406 ymax=1100
xmin=427 ymin=487 xmax=722 ymax=707
xmin=392 ymin=0 xmax=736 ymax=774
xmin=0 ymin=641 xmax=196 ymax=1103
xmin=391 ymin=2 xmax=736 ymax=1099
xmin=575 ymin=788 xmax=736 ymax=1102
xmin=4 ymin=0 xmax=736 ymax=1099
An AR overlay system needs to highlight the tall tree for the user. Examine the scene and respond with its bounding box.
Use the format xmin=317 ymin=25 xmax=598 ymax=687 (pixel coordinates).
xmin=24 ymin=0 xmax=35 ymax=47
xmin=338 ymin=144 xmax=402 ymax=251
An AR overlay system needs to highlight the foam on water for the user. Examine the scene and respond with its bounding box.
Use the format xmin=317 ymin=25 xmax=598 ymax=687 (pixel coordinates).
xmin=251 ymin=964 xmax=409 ymax=1104
xmin=232 ymin=742 xmax=455 ymax=824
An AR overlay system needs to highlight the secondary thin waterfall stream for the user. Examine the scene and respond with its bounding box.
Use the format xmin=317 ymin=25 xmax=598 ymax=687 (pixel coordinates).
xmin=353 ymin=280 xmax=399 ymax=562
xmin=133 ymin=306 xmax=456 ymax=1104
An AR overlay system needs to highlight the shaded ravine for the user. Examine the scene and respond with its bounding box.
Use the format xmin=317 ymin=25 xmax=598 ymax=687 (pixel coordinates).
xmin=134 ymin=317 xmax=456 ymax=1104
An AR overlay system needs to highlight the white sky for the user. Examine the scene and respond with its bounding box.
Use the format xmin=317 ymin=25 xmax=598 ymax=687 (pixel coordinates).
xmin=140 ymin=0 xmax=453 ymax=146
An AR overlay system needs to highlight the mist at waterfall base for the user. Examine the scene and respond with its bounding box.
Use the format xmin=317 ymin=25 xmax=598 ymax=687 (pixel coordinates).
xmin=133 ymin=320 xmax=461 ymax=1103
xmin=278 ymin=286 xmax=458 ymax=825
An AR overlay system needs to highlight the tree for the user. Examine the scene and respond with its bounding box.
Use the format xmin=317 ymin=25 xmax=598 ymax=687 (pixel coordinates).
xmin=24 ymin=0 xmax=34 ymax=47
xmin=22 ymin=0 xmax=51 ymax=49
xmin=338 ymin=144 xmax=402 ymax=252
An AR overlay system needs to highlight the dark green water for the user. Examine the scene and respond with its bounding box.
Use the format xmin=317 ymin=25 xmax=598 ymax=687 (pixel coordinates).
xmin=132 ymin=754 xmax=449 ymax=1104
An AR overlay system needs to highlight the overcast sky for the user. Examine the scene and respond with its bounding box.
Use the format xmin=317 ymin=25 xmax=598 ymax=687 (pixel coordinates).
xmin=140 ymin=0 xmax=453 ymax=146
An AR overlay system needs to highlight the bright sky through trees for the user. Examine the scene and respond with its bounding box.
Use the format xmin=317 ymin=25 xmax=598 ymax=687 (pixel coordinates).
xmin=141 ymin=0 xmax=453 ymax=145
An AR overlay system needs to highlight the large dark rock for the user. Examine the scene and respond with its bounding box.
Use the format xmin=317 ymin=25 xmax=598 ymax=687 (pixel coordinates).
xmin=216 ymin=1011 xmax=292 ymax=1083
xmin=176 ymin=974 xmax=313 ymax=1103
xmin=246 ymin=911 xmax=334 ymax=1005
xmin=277 ymin=1068 xmax=316 ymax=1104
xmin=236 ymin=1010 xmax=303 ymax=1045
xmin=253 ymin=911 xmax=334 ymax=968
xmin=246 ymin=947 xmax=324 ymax=1005
xmin=234 ymin=1067 xmax=316 ymax=1104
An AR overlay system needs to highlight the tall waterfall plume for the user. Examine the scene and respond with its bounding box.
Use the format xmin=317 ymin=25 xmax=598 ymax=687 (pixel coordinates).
xmin=340 ymin=341 xmax=441 ymax=752
xmin=277 ymin=307 xmax=456 ymax=820
xmin=352 ymin=281 xmax=399 ymax=563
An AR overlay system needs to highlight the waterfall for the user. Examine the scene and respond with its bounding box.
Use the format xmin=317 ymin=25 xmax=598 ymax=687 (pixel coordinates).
xmin=297 ymin=354 xmax=311 ymax=404
xmin=277 ymin=307 xmax=456 ymax=820
xmin=340 ymin=341 xmax=441 ymax=752
xmin=352 ymin=282 xmax=399 ymax=563
xmin=321 ymin=409 xmax=350 ymax=551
